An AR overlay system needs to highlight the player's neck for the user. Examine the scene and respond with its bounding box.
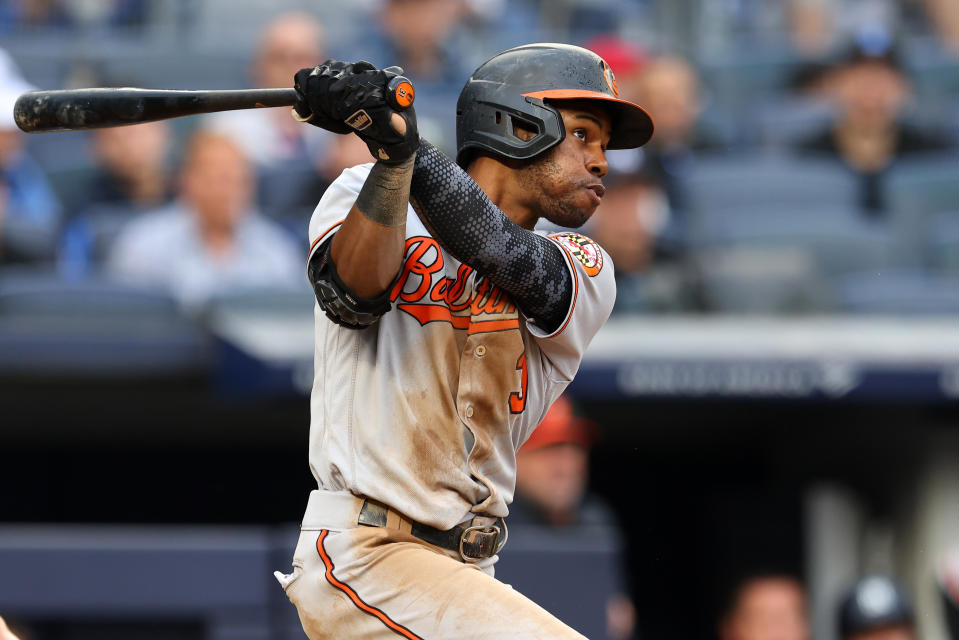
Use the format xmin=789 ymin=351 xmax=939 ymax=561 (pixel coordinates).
xmin=467 ymin=157 xmax=539 ymax=230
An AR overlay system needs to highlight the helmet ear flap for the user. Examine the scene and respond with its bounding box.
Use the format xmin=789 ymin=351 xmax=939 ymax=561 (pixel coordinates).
xmin=456 ymin=95 xmax=564 ymax=167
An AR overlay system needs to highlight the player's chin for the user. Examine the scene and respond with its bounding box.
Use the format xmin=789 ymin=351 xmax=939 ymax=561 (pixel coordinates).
xmin=544 ymin=197 xmax=596 ymax=229
xmin=546 ymin=209 xmax=591 ymax=229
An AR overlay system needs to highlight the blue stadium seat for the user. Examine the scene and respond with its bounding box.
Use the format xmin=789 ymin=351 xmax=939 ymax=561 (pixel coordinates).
xmin=698 ymin=48 xmax=803 ymax=117
xmin=695 ymin=245 xmax=832 ymax=313
xmin=833 ymin=270 xmax=959 ymax=314
xmin=885 ymin=154 xmax=959 ymax=258
xmin=926 ymin=211 xmax=959 ymax=274
xmin=887 ymin=154 xmax=959 ymax=219
xmin=691 ymin=203 xmax=901 ymax=277
xmin=683 ymin=155 xmax=860 ymax=217
xmin=754 ymin=97 xmax=836 ymax=151
xmin=911 ymin=50 xmax=959 ymax=103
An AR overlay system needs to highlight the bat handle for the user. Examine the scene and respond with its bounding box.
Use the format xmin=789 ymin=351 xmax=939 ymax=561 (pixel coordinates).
xmin=291 ymin=75 xmax=415 ymax=123
xmin=385 ymin=76 xmax=415 ymax=111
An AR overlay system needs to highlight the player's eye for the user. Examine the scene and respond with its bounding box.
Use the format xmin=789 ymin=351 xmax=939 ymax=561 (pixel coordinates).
xmin=573 ymin=128 xmax=587 ymax=142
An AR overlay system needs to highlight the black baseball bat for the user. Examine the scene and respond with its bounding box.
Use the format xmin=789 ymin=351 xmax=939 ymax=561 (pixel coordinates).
xmin=14 ymin=87 xmax=300 ymax=133
xmin=14 ymin=76 xmax=415 ymax=133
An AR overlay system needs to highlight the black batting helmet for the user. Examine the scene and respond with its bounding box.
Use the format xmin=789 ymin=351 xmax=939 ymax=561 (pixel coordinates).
xmin=455 ymin=43 xmax=654 ymax=167
xmin=839 ymin=576 xmax=914 ymax=639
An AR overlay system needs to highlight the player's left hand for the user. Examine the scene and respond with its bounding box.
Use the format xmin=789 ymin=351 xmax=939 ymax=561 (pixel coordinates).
xmin=294 ymin=60 xmax=419 ymax=165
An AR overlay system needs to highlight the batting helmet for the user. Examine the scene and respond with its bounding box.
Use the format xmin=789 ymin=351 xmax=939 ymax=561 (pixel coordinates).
xmin=838 ymin=576 xmax=914 ymax=639
xmin=455 ymin=43 xmax=654 ymax=167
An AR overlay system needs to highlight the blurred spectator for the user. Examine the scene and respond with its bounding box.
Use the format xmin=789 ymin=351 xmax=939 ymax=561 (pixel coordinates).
xmin=295 ymin=132 xmax=375 ymax=213
xmin=631 ymin=55 xmax=720 ymax=217
xmin=82 ymin=121 xmax=173 ymax=212
xmin=837 ymin=575 xmax=916 ymax=640
xmin=58 ymin=121 xmax=174 ymax=276
xmin=204 ymin=12 xmax=332 ymax=224
xmin=0 ymin=0 xmax=148 ymax=33
xmin=511 ymin=395 xmax=636 ymax=640
xmin=589 ymin=172 xmax=703 ymax=313
xmin=0 ymin=0 xmax=71 ymax=31
xmin=106 ymin=132 xmax=302 ymax=310
xmin=374 ymin=0 xmax=469 ymax=85
xmin=794 ymin=37 xmax=952 ymax=213
xmin=206 ymin=12 xmax=328 ymax=169
xmin=513 ymin=395 xmax=599 ymax=527
xmin=0 ymin=50 xmax=62 ymax=265
xmin=350 ymin=0 xmax=475 ymax=151
xmin=719 ymin=574 xmax=810 ymax=640
xmin=788 ymin=0 xmax=959 ymax=56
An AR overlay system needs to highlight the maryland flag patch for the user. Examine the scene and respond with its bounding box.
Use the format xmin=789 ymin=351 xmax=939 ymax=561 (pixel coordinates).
xmin=551 ymin=232 xmax=604 ymax=277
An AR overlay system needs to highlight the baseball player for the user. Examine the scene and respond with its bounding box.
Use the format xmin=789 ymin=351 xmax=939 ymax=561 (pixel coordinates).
xmin=276 ymin=43 xmax=653 ymax=639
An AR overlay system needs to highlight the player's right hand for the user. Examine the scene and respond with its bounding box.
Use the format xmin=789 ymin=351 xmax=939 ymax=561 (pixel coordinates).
xmin=293 ymin=60 xmax=419 ymax=165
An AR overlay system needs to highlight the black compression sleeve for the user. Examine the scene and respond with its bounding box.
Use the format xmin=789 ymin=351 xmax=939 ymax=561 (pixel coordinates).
xmin=409 ymin=140 xmax=572 ymax=333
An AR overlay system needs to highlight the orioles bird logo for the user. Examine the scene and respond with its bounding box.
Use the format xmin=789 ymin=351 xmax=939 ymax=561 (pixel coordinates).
xmin=601 ymin=60 xmax=619 ymax=97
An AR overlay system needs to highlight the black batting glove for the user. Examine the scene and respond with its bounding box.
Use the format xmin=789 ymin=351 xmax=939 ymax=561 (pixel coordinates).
xmin=293 ymin=59 xmax=353 ymax=133
xmin=294 ymin=60 xmax=419 ymax=165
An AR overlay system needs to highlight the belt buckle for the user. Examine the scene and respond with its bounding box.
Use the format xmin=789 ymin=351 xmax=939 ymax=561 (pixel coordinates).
xmin=457 ymin=518 xmax=508 ymax=563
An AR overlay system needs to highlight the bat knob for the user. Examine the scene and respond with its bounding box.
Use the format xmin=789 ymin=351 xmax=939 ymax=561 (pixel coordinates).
xmin=386 ymin=76 xmax=415 ymax=111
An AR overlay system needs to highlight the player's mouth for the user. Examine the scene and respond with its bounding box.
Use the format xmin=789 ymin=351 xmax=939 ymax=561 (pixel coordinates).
xmin=585 ymin=183 xmax=605 ymax=205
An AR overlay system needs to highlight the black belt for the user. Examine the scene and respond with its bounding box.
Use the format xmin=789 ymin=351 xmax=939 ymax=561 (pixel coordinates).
xmin=357 ymin=498 xmax=506 ymax=562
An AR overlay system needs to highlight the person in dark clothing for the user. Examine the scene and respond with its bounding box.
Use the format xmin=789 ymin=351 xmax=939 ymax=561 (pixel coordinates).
xmin=510 ymin=395 xmax=636 ymax=640
xmin=794 ymin=40 xmax=952 ymax=213
xmin=589 ymin=170 xmax=705 ymax=313
xmin=59 ymin=121 xmax=174 ymax=274
xmin=82 ymin=121 xmax=174 ymax=212
xmin=632 ymin=55 xmax=720 ymax=218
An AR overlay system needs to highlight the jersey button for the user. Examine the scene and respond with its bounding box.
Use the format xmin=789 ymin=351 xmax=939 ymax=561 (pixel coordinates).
xmin=465 ymin=405 xmax=475 ymax=419
xmin=474 ymin=345 xmax=487 ymax=357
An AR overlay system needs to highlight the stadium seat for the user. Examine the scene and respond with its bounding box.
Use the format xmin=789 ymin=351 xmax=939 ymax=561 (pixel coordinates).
xmin=833 ymin=270 xmax=959 ymax=314
xmin=691 ymin=203 xmax=901 ymax=277
xmin=753 ymin=97 xmax=836 ymax=151
xmin=683 ymin=155 xmax=860 ymax=216
xmin=925 ymin=211 xmax=959 ymax=275
xmin=911 ymin=49 xmax=959 ymax=103
xmin=885 ymin=154 xmax=959 ymax=257
xmin=887 ymin=154 xmax=959 ymax=219
xmin=698 ymin=48 xmax=804 ymax=117
xmin=695 ymin=245 xmax=832 ymax=313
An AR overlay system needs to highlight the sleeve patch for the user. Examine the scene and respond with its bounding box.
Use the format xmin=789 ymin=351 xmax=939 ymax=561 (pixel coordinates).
xmin=549 ymin=232 xmax=604 ymax=277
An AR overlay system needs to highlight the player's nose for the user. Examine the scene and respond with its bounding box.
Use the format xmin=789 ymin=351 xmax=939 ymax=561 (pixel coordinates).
xmin=586 ymin=147 xmax=608 ymax=178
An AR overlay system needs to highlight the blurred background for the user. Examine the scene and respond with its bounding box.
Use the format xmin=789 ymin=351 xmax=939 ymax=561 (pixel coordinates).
xmin=1 ymin=0 xmax=959 ymax=638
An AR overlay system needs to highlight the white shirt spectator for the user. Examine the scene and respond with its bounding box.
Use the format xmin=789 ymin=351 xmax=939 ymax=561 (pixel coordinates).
xmin=107 ymin=203 xmax=304 ymax=309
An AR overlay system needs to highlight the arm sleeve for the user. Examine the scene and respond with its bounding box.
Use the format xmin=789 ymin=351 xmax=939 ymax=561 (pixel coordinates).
xmin=408 ymin=140 xmax=573 ymax=333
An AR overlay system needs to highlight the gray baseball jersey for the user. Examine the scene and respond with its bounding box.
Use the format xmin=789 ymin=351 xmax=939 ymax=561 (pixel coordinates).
xmin=305 ymin=162 xmax=615 ymax=531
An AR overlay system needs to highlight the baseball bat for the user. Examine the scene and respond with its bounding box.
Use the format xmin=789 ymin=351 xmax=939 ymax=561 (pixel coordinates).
xmin=14 ymin=77 xmax=416 ymax=133
xmin=13 ymin=87 xmax=300 ymax=133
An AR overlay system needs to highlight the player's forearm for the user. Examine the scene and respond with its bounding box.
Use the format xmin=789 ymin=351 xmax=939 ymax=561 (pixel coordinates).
xmin=331 ymin=156 xmax=414 ymax=298
xmin=409 ymin=141 xmax=572 ymax=332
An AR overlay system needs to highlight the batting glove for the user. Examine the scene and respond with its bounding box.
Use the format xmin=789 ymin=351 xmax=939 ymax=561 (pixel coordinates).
xmin=294 ymin=60 xmax=419 ymax=164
